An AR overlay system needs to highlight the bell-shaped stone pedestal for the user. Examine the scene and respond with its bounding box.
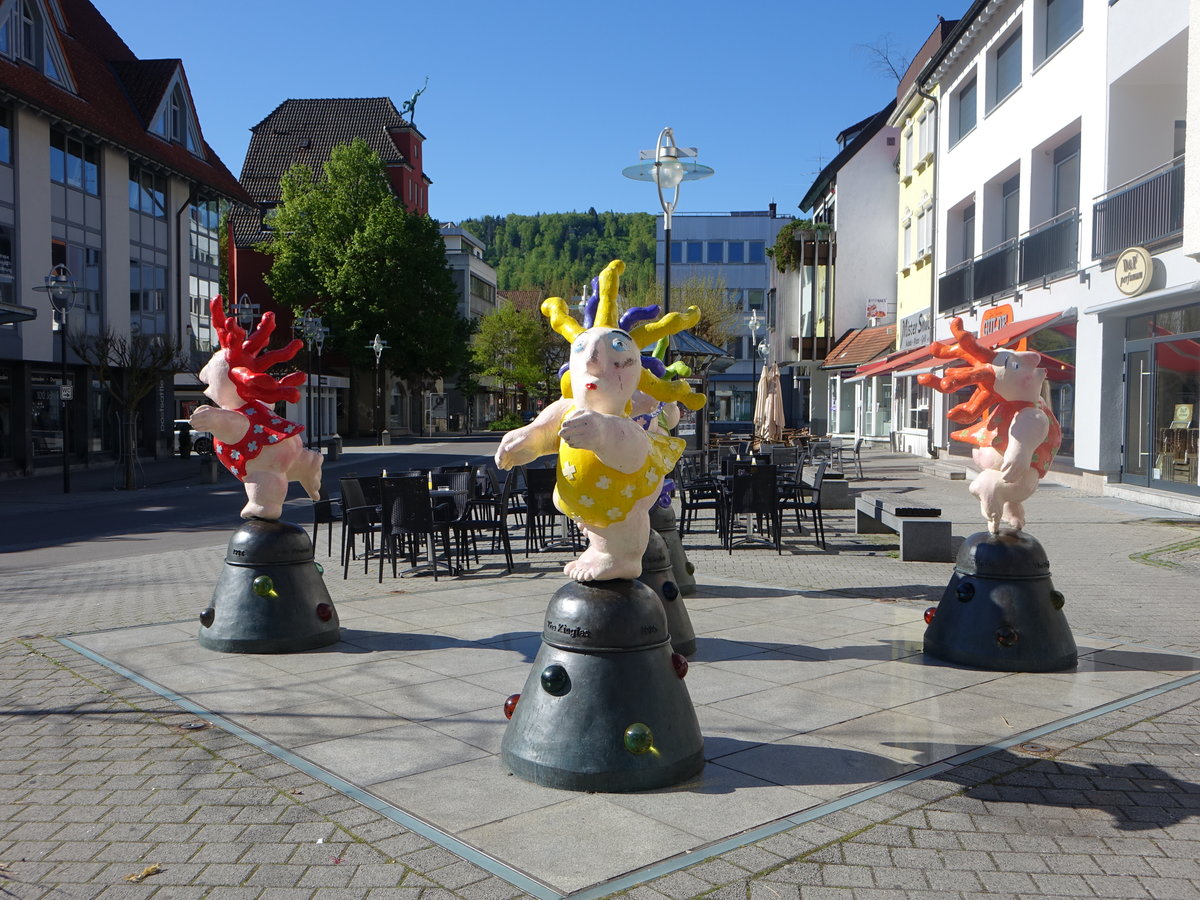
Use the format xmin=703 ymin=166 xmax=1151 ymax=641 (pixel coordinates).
xmin=638 ymin=529 xmax=696 ymax=657
xmin=501 ymin=579 xmax=704 ymax=792
xmin=198 ymin=519 xmax=341 ymax=654
xmin=924 ymin=528 xmax=1076 ymax=672
xmin=650 ymin=505 xmax=696 ymax=596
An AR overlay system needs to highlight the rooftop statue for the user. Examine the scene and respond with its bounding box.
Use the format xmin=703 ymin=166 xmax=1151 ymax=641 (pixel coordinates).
xmin=495 ymin=260 xmax=705 ymax=581
xmin=191 ymin=297 xmax=323 ymax=521
xmin=918 ymin=317 xmax=1061 ymax=534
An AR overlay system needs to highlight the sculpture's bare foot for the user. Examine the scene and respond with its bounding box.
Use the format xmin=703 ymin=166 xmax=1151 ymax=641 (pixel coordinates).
xmin=240 ymin=501 xmax=279 ymax=520
xmin=1001 ymin=502 xmax=1025 ymax=531
xmin=297 ymin=449 xmax=323 ymax=501
xmin=564 ymin=547 xmax=639 ymax=582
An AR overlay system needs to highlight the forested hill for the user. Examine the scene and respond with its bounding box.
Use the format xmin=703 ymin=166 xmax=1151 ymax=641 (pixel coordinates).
xmin=458 ymin=210 xmax=657 ymax=297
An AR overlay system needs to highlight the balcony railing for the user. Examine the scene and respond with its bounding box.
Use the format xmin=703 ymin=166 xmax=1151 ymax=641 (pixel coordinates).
xmin=1092 ymin=156 xmax=1184 ymax=260
xmin=1019 ymin=209 xmax=1079 ymax=284
xmin=938 ymin=214 xmax=1080 ymax=312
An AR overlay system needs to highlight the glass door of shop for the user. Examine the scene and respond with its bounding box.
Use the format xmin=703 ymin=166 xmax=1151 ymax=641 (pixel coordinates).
xmin=1123 ymin=347 xmax=1151 ymax=484
xmin=1124 ymin=336 xmax=1200 ymax=493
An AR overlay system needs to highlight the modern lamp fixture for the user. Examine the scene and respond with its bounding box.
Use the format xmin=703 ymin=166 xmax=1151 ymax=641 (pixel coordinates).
xmin=622 ymin=127 xmax=714 ymax=315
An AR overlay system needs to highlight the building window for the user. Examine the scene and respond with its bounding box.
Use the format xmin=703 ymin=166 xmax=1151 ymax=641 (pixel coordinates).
xmin=951 ymin=76 xmax=977 ymax=146
xmin=747 ymin=289 xmax=764 ymax=310
xmin=669 ymin=240 xmax=682 ymax=264
xmin=129 ymin=259 xmax=167 ymax=335
xmin=918 ymin=110 xmax=934 ymax=162
xmin=726 ymin=337 xmax=743 ymax=360
xmin=1044 ymin=0 xmax=1082 ymax=60
xmin=917 ymin=209 xmax=930 ymax=259
xmin=50 ymin=131 xmax=100 ymax=196
xmin=51 ymin=240 xmax=101 ymax=315
xmin=1053 ymin=134 xmax=1080 ymax=216
xmin=686 ymin=241 xmax=702 ymax=263
xmin=0 ymin=107 xmax=10 ymax=165
xmin=189 ymin=199 xmax=220 ymax=266
xmin=727 ymin=241 xmax=744 ymax=264
xmin=1002 ymin=174 xmax=1021 ymax=243
xmin=903 ymin=126 xmax=914 ymax=178
xmin=706 ymin=240 xmax=723 ymax=263
xmin=962 ymin=202 xmax=976 ymax=262
xmin=129 ymin=168 xmax=166 ymax=217
xmin=748 ymin=241 xmax=765 ymax=263
xmin=470 ymin=273 xmax=495 ymax=306
xmin=152 ymin=83 xmax=200 ymax=153
xmin=991 ymin=29 xmax=1022 ymax=109
xmin=902 ymin=216 xmax=913 ymax=268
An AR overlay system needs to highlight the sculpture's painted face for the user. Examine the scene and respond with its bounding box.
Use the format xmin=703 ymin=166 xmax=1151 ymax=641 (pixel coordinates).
xmin=991 ymin=349 xmax=1046 ymax=403
xmin=198 ymin=350 xmax=243 ymax=410
xmin=570 ymin=327 xmax=640 ymax=414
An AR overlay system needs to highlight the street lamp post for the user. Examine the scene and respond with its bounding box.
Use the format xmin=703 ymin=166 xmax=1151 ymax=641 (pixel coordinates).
xmin=623 ymin=127 xmax=714 ymax=315
xmin=315 ymin=324 xmax=328 ymax=453
xmin=298 ymin=309 xmax=323 ymax=450
xmin=367 ymin=333 xmax=389 ymax=445
xmin=34 ymin=264 xmax=79 ymax=493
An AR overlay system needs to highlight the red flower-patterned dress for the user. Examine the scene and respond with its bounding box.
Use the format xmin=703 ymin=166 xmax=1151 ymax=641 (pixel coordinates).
xmin=212 ymin=401 xmax=305 ymax=481
xmin=951 ymin=399 xmax=1062 ymax=477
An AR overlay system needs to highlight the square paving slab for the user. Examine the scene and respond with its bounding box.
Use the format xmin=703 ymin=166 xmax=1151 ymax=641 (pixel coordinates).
xmin=66 ymin=574 xmax=1200 ymax=898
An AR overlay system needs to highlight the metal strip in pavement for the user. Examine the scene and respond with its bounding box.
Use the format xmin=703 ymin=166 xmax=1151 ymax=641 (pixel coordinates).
xmin=59 ymin=636 xmax=1200 ymax=900
xmin=58 ymin=637 xmax=561 ymax=900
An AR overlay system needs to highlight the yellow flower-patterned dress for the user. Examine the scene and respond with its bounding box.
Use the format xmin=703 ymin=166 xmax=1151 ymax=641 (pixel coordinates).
xmin=554 ymin=405 xmax=685 ymax=526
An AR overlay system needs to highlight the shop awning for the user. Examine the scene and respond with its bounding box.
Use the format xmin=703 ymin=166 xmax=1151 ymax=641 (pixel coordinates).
xmin=0 ymin=302 xmax=37 ymax=325
xmin=850 ymin=308 xmax=1075 ymax=381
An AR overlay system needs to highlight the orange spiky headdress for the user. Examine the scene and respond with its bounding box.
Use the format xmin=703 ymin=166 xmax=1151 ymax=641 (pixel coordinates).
xmin=210 ymin=296 xmax=306 ymax=405
xmin=916 ymin=317 xmax=1001 ymax=424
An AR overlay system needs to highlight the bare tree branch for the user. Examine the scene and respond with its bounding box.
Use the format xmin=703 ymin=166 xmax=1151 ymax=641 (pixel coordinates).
xmin=857 ymin=35 xmax=912 ymax=84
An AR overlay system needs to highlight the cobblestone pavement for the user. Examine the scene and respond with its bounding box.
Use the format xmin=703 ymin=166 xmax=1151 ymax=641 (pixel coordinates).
xmin=3 ymin=443 xmax=1200 ymax=898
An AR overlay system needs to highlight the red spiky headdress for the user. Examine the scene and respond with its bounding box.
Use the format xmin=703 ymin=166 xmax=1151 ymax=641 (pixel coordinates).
xmin=211 ymin=296 xmax=305 ymax=404
xmin=916 ymin=317 xmax=1001 ymax=424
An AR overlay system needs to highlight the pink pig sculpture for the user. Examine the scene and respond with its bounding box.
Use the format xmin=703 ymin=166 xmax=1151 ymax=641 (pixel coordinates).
xmin=190 ymin=296 xmax=323 ymax=520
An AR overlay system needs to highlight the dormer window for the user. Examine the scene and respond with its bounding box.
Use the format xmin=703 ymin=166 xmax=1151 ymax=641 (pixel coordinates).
xmin=0 ymin=0 xmax=71 ymax=88
xmin=150 ymin=80 xmax=201 ymax=155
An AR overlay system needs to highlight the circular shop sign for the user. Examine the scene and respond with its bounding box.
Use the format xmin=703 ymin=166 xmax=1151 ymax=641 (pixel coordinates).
xmin=1114 ymin=246 xmax=1152 ymax=297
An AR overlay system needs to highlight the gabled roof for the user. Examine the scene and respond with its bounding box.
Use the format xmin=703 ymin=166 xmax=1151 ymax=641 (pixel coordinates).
xmin=240 ymin=97 xmax=418 ymax=203
xmin=498 ymin=290 xmax=544 ymax=314
xmin=799 ymin=100 xmax=897 ymax=213
xmin=820 ymin=324 xmax=896 ymax=370
xmin=0 ymin=0 xmax=247 ymax=203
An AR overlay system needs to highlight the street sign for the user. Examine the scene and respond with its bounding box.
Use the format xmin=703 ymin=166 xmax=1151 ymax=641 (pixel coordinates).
xmin=60 ymin=384 xmax=73 ymax=401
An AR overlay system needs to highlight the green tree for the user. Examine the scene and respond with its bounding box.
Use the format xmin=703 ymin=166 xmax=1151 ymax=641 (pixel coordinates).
xmin=471 ymin=300 xmax=545 ymax=417
xmin=261 ymin=139 xmax=471 ymax=422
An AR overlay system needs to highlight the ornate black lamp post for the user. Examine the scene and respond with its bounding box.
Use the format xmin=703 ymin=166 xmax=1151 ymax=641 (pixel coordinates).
xmin=367 ymin=333 xmax=389 ymax=444
xmin=34 ymin=264 xmax=78 ymax=493
xmin=298 ymin=309 xmax=323 ymax=450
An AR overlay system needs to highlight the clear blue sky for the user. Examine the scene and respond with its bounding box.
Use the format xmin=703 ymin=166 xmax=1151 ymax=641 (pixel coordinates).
xmin=100 ymin=0 xmax=958 ymax=225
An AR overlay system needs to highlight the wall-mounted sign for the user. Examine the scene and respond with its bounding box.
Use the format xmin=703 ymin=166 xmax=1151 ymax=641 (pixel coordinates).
xmin=1115 ymin=246 xmax=1152 ymax=297
xmin=898 ymin=309 xmax=930 ymax=350
xmin=865 ymin=298 xmax=888 ymax=319
xmin=980 ymin=303 xmax=1027 ymax=351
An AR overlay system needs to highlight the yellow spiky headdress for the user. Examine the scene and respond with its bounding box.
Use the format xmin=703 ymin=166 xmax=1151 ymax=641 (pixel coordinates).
xmin=541 ymin=259 xmax=707 ymax=411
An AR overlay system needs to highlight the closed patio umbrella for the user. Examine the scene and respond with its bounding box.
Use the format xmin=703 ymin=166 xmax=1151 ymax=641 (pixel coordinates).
xmin=760 ymin=364 xmax=785 ymax=443
xmin=753 ymin=362 xmax=771 ymax=439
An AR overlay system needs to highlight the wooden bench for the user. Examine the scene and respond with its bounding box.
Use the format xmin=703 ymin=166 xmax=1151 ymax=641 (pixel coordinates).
xmin=855 ymin=492 xmax=953 ymax=562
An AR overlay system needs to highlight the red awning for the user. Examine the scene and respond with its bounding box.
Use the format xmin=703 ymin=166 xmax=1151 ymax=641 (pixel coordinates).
xmin=853 ymin=310 xmax=1074 ymax=380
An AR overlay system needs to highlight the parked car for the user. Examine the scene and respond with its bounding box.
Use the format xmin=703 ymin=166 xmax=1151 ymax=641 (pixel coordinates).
xmin=174 ymin=419 xmax=213 ymax=455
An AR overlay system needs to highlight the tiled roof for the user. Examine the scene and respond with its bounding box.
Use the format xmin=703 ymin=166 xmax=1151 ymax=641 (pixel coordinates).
xmin=0 ymin=0 xmax=247 ymax=204
xmin=498 ymin=290 xmax=544 ymax=314
xmin=820 ymin=323 xmax=897 ymax=370
xmin=233 ymin=97 xmax=420 ymax=247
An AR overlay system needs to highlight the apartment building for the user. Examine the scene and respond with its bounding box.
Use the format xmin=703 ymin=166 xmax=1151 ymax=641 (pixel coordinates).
xmin=0 ymin=0 xmax=248 ymax=478
xmin=842 ymin=0 xmax=1198 ymax=513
